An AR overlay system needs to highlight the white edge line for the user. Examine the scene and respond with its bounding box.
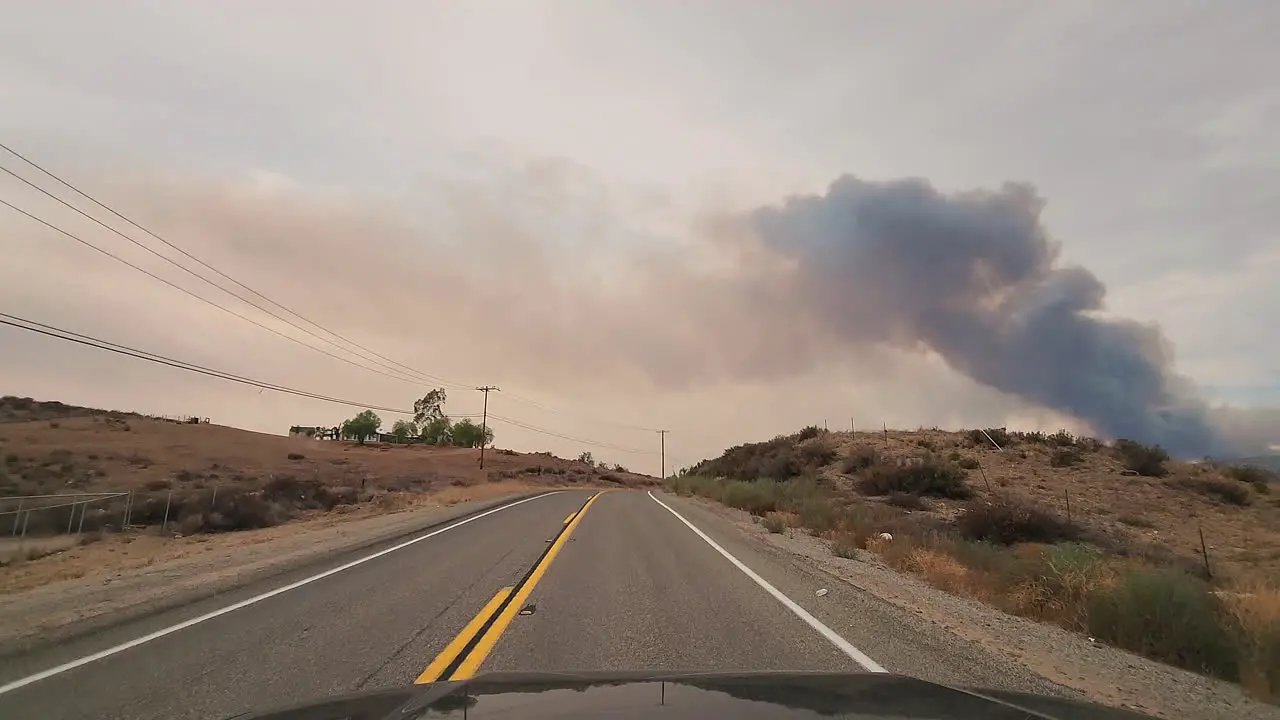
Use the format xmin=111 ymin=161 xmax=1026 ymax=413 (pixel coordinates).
xmin=647 ymin=490 xmax=886 ymax=673
xmin=0 ymin=491 xmax=563 ymax=696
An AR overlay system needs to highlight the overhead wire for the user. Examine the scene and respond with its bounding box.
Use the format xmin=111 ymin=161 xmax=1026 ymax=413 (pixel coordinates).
xmin=2 ymin=140 xmax=670 ymax=440
xmin=0 ymin=313 xmax=650 ymax=451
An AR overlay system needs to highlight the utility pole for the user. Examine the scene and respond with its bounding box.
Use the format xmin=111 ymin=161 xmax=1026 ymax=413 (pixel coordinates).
xmin=476 ymin=386 xmax=500 ymax=469
xmin=657 ymin=430 xmax=668 ymax=479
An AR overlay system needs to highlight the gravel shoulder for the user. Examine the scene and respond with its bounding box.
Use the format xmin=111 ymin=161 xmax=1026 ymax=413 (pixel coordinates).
xmin=0 ymin=486 xmax=549 ymax=656
xmin=671 ymin=493 xmax=1280 ymax=720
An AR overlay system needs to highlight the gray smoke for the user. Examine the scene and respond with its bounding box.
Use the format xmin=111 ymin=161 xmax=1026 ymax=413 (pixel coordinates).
xmin=747 ymin=175 xmax=1227 ymax=457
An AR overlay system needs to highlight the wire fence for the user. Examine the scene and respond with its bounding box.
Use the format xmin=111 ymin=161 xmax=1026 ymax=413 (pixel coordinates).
xmin=0 ymin=487 xmax=217 ymax=542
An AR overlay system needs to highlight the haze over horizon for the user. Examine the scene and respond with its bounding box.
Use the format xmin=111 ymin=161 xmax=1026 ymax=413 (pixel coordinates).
xmin=2 ymin=1 xmax=1277 ymax=468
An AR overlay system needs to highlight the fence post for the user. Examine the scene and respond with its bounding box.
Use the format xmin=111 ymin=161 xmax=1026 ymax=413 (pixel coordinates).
xmin=123 ymin=491 xmax=133 ymax=530
xmin=10 ymin=497 xmax=22 ymax=536
xmin=76 ymin=499 xmax=87 ymax=535
xmin=67 ymin=494 xmax=78 ymax=533
xmin=162 ymin=490 xmax=173 ymax=531
xmin=210 ymin=485 xmax=218 ymax=510
xmin=1199 ymin=525 xmax=1212 ymax=579
xmin=1064 ymin=489 xmax=1072 ymax=524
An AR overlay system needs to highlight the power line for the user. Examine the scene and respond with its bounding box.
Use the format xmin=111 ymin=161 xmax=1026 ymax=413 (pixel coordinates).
xmin=0 ymin=163 xmax=452 ymax=389
xmin=0 ymin=313 xmax=643 ymax=451
xmin=499 ymin=389 xmax=661 ymax=432
xmin=0 ymin=143 xmax=469 ymax=390
xmin=0 ymin=313 xmax=414 ymax=414
xmin=0 ymin=142 xmax=657 ymax=429
xmin=0 ymin=196 xmax=437 ymax=388
xmin=487 ymin=412 xmax=655 ymax=455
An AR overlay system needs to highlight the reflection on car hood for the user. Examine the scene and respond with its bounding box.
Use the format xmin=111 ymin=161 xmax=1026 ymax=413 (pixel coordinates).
xmin=227 ymin=671 xmax=1160 ymax=720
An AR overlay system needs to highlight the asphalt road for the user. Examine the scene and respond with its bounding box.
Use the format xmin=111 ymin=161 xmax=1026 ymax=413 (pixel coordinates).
xmin=0 ymin=489 xmax=1070 ymax=719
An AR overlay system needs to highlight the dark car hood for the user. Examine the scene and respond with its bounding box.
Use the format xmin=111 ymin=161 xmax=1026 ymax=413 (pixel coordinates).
xmin=228 ymin=671 xmax=1159 ymax=720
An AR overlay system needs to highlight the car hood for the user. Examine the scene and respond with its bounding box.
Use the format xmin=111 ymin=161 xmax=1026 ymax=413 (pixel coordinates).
xmin=227 ymin=671 xmax=1158 ymax=720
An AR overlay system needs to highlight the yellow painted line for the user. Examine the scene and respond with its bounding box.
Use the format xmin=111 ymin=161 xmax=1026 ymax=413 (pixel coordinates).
xmin=562 ymin=511 xmax=576 ymax=524
xmin=415 ymin=587 xmax=512 ymax=684
xmin=452 ymin=491 xmax=605 ymax=679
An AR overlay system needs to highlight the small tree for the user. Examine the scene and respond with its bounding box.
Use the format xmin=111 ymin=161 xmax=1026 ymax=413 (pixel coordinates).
xmin=390 ymin=419 xmax=418 ymax=443
xmin=341 ymin=410 xmax=381 ymax=444
xmin=577 ymin=451 xmax=595 ymax=467
xmin=413 ymin=389 xmax=448 ymax=427
xmin=451 ymin=418 xmax=494 ymax=448
xmin=420 ymin=416 xmax=454 ymax=445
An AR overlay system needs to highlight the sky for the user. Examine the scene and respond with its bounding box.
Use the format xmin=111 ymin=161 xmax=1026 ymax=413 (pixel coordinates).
xmin=1 ymin=0 xmax=1277 ymax=469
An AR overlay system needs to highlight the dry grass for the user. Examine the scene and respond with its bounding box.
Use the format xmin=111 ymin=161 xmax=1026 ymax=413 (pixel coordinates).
xmin=673 ymin=424 xmax=1280 ymax=702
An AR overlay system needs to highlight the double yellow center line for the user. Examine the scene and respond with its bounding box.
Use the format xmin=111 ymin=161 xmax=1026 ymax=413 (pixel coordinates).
xmin=416 ymin=491 xmax=603 ymax=683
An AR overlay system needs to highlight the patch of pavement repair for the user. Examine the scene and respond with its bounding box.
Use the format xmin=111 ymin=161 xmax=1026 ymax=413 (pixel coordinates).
xmin=0 ymin=491 xmax=553 ymax=658
xmin=668 ymin=494 xmax=1280 ymax=720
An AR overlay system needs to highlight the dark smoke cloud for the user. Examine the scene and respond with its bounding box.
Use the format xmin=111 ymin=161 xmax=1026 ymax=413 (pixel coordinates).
xmin=747 ymin=175 xmax=1227 ymax=456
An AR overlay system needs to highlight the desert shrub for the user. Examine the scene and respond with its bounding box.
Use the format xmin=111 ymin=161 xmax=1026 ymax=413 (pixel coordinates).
xmin=1048 ymin=430 xmax=1077 ymax=447
xmin=1175 ymin=477 xmax=1253 ymax=506
xmin=1114 ymin=439 xmax=1169 ymax=477
xmin=1118 ymin=514 xmax=1155 ymax=528
xmin=697 ymin=436 xmax=802 ymax=481
xmin=857 ymin=459 xmax=972 ymax=499
xmin=842 ymin=447 xmax=879 ymax=474
xmin=721 ymin=479 xmax=781 ymax=516
xmin=982 ymin=427 xmax=1011 ymax=447
xmin=598 ymin=472 xmax=622 ymax=484
xmin=1218 ymin=583 xmax=1280 ymax=702
xmin=831 ymin=532 xmax=861 ymax=558
xmin=915 ymin=438 xmax=937 ymax=451
xmin=143 ymin=478 xmax=172 ymax=491
xmin=287 ymin=452 xmax=306 ymax=461
xmin=957 ymin=499 xmax=1081 ymax=545
xmin=800 ymin=442 xmax=837 ymax=468
xmin=1014 ymin=430 xmax=1048 ymax=444
xmin=762 ymin=513 xmax=786 ymax=533
xmin=1050 ymin=448 xmax=1083 ymax=467
xmin=885 ymin=492 xmax=929 ymax=510
xmin=956 ymin=456 xmax=980 ymax=470
xmin=263 ymin=474 xmax=356 ymax=511
xmin=3 ymin=453 xmax=17 ymax=465
xmin=48 ymin=421 xmax=59 ymax=429
xmin=795 ymin=425 xmax=823 ymax=441
xmin=1086 ymin=568 xmax=1237 ymax=680
xmin=126 ymin=452 xmax=152 ymax=468
xmin=796 ymin=497 xmax=839 ymax=533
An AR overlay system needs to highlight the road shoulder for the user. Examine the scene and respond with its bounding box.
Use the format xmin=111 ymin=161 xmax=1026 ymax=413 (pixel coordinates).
xmin=0 ymin=491 xmax=550 ymax=657
xmin=656 ymin=492 xmax=1280 ymax=720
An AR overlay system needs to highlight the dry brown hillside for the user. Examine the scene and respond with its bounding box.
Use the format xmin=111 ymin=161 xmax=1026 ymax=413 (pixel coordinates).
xmin=0 ymin=396 xmax=656 ymax=541
xmin=669 ymin=425 xmax=1280 ymax=702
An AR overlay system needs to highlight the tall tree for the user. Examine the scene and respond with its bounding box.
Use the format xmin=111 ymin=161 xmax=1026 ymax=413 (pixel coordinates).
xmin=413 ymin=388 xmax=448 ymax=426
xmin=451 ymin=418 xmax=494 ymax=448
xmin=420 ymin=416 xmax=454 ymax=445
xmin=341 ymin=410 xmax=381 ymax=444
xmin=390 ymin=419 xmax=418 ymax=443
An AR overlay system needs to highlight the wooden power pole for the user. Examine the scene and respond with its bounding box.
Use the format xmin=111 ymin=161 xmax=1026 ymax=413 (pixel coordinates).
xmin=476 ymin=386 xmax=500 ymax=468
xmin=657 ymin=429 xmax=668 ymax=479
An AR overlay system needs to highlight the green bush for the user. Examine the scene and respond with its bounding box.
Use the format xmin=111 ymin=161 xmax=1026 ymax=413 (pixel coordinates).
xmin=957 ymin=456 xmax=981 ymax=470
xmin=957 ymin=500 xmax=1081 ymax=545
xmin=857 ymin=459 xmax=972 ymax=499
xmin=1114 ymin=439 xmax=1169 ymax=477
xmin=1086 ymin=569 xmax=1238 ymax=680
xmin=800 ymin=442 xmax=837 ymax=468
xmin=762 ymin=514 xmax=786 ymax=533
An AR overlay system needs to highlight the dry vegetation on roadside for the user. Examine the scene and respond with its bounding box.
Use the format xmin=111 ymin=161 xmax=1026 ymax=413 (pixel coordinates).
xmin=667 ymin=425 xmax=1280 ymax=703
xmin=0 ymin=396 xmax=656 ymax=567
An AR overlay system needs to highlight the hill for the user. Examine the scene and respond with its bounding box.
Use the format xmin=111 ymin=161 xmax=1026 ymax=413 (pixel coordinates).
xmin=668 ymin=426 xmax=1280 ymax=702
xmin=0 ymin=395 xmax=657 ymax=539
xmin=1239 ymin=455 xmax=1280 ymax=472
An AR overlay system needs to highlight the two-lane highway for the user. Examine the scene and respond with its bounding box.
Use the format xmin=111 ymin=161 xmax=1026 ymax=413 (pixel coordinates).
xmin=0 ymin=489 xmax=1066 ymax=719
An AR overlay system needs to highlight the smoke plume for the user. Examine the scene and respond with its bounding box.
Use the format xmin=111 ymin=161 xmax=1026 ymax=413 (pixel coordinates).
xmin=741 ymin=175 xmax=1226 ymax=456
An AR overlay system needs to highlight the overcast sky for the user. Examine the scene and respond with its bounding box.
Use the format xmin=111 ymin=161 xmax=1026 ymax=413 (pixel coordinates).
xmin=1 ymin=1 xmax=1276 ymax=468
